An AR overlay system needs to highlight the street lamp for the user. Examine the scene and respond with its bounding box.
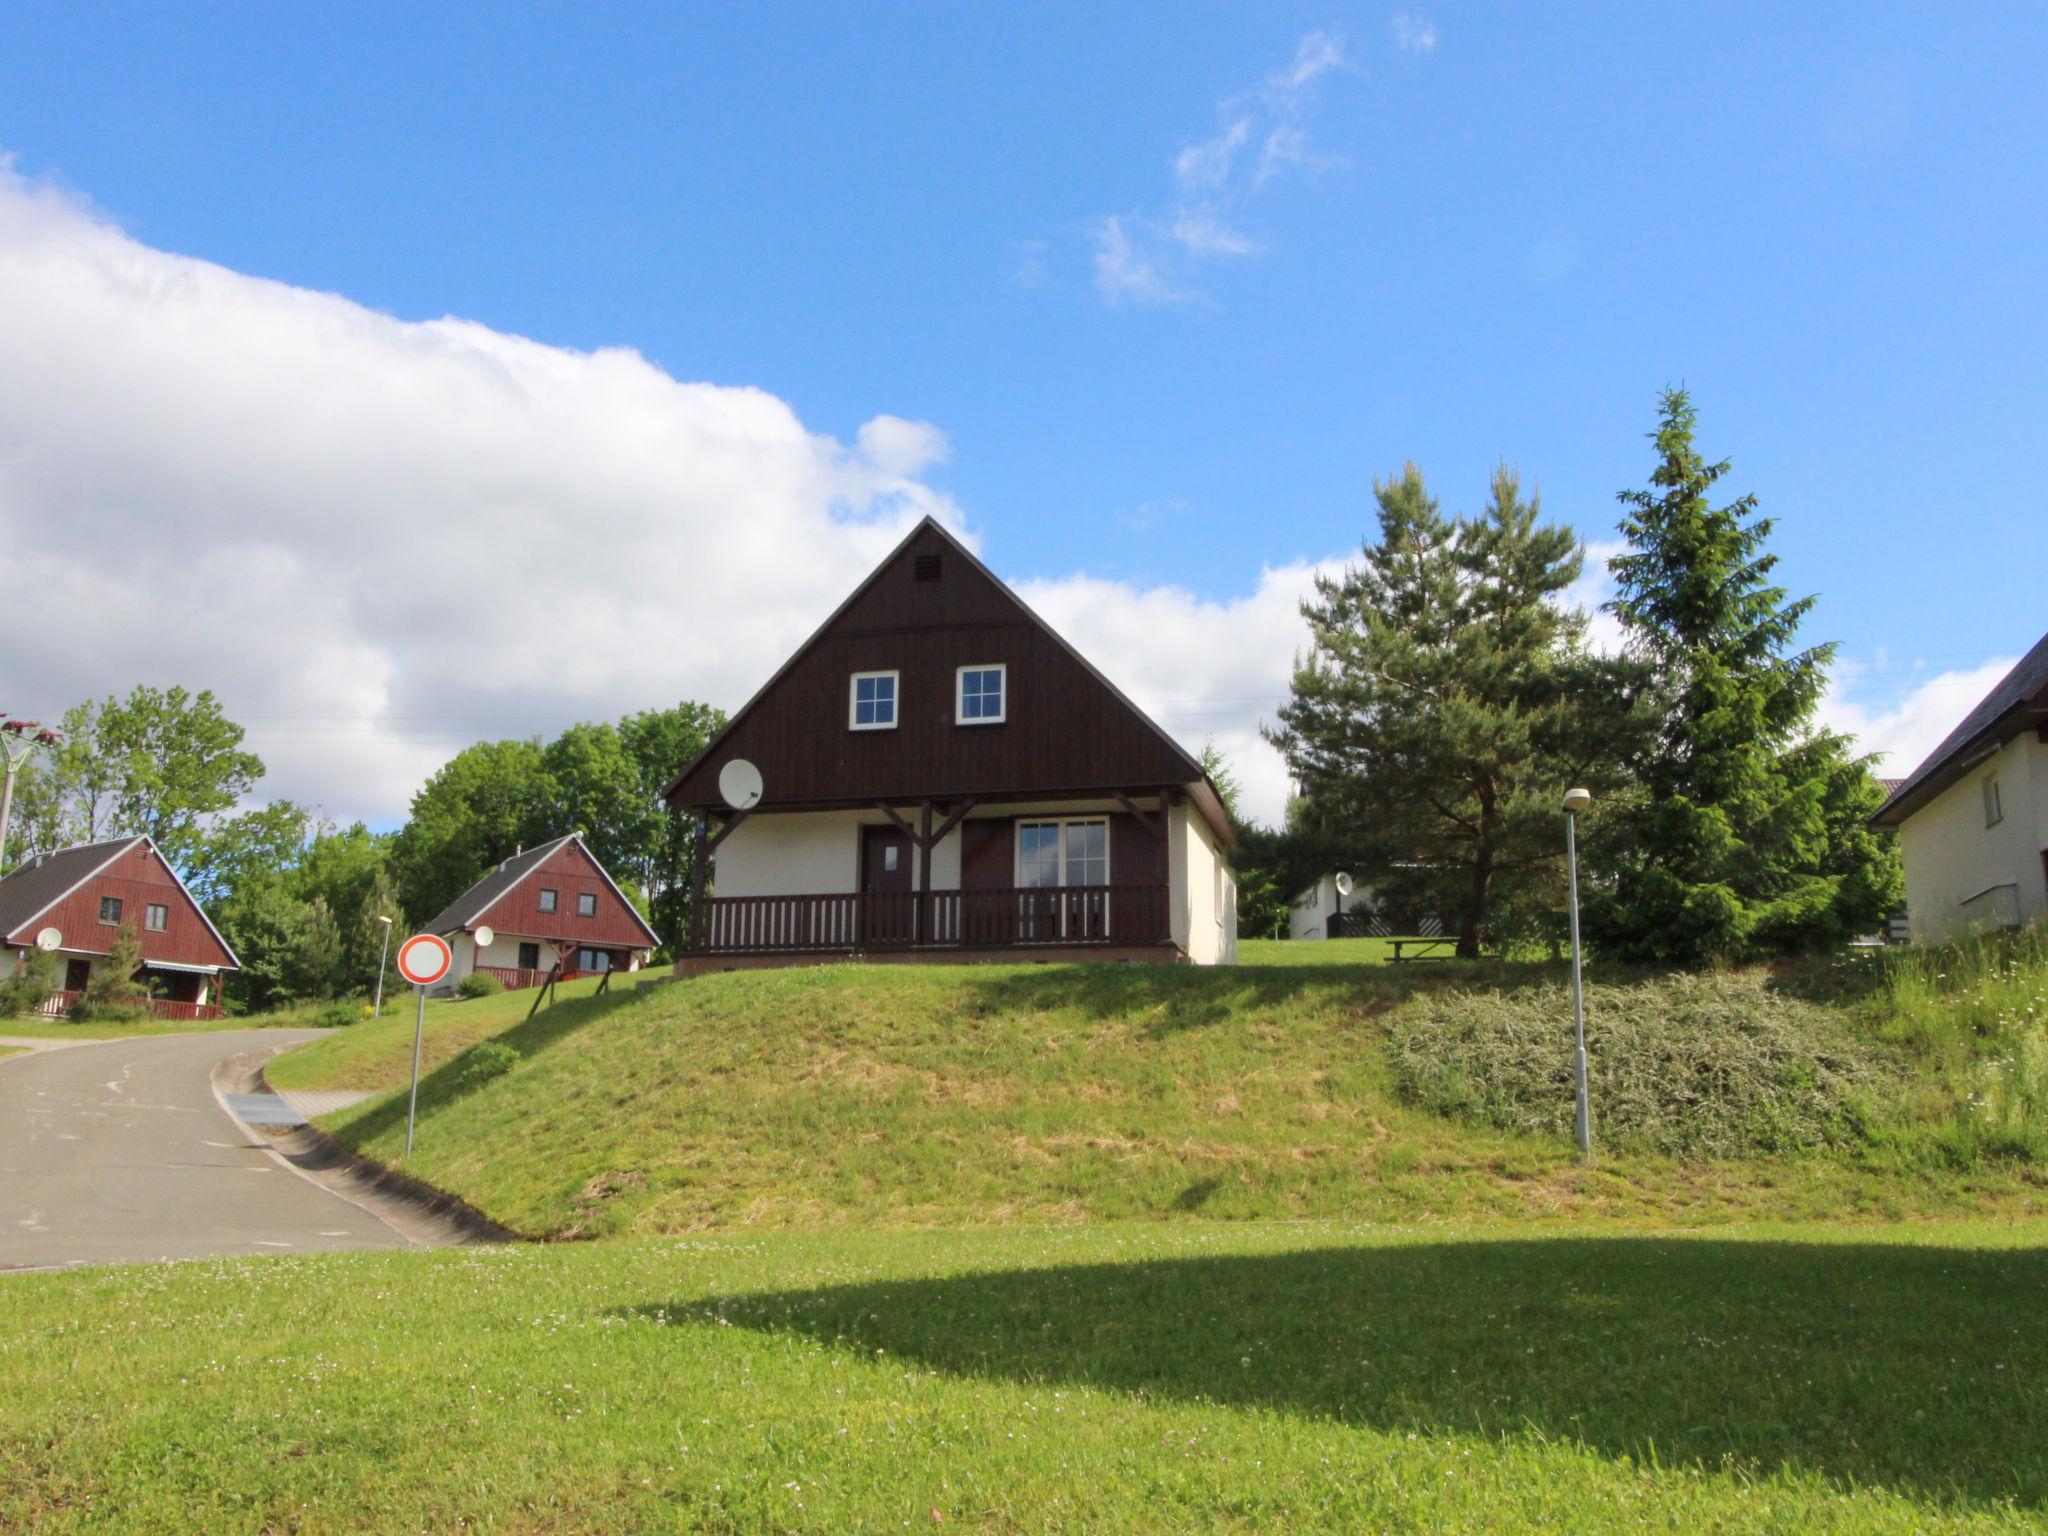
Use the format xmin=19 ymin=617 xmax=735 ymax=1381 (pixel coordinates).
xmin=1562 ymin=787 xmax=1593 ymax=1157
xmin=373 ymin=915 xmax=394 ymax=1018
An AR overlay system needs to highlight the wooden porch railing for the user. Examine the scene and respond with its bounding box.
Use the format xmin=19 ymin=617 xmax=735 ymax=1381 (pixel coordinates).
xmin=33 ymin=990 xmax=225 ymax=1022
xmin=696 ymin=884 xmax=1171 ymax=956
xmin=473 ymin=964 xmax=596 ymax=992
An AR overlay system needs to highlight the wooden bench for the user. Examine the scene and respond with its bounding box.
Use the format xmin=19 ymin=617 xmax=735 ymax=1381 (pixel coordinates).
xmin=1387 ymin=937 xmax=1454 ymax=962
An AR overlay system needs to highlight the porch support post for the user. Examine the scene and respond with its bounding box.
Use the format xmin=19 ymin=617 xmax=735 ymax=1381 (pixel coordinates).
xmin=690 ymin=813 xmax=709 ymax=954
xmin=917 ymin=798 xmax=932 ymax=945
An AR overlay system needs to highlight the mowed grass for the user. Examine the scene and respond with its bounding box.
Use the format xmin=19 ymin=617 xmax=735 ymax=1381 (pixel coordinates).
xmin=4 ymin=1221 xmax=2047 ymax=1533
xmin=270 ymin=955 xmax=2047 ymax=1238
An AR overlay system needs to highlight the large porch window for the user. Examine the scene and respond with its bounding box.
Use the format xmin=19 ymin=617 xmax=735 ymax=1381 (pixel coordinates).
xmin=1015 ymin=818 xmax=1109 ymax=887
xmin=1015 ymin=817 xmax=1110 ymax=940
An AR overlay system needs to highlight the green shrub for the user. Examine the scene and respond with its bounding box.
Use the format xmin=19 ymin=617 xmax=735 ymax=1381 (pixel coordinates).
xmin=310 ymin=1000 xmax=360 ymax=1028
xmin=0 ymin=947 xmax=59 ymax=1019
xmin=457 ymin=972 xmax=503 ymax=999
xmin=453 ymin=1040 xmax=521 ymax=1092
xmin=1390 ymin=970 xmax=1893 ymax=1157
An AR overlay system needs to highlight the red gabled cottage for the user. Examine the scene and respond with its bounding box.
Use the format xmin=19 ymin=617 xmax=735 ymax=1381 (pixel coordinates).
xmin=0 ymin=836 xmax=240 ymax=1019
xmin=424 ymin=832 xmax=660 ymax=991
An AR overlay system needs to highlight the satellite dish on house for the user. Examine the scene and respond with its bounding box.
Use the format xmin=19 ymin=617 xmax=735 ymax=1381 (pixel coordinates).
xmin=34 ymin=927 xmax=61 ymax=952
xmin=473 ymin=926 xmax=495 ymax=950
xmin=719 ymin=758 xmax=765 ymax=811
xmin=1333 ymin=872 xmax=1354 ymax=898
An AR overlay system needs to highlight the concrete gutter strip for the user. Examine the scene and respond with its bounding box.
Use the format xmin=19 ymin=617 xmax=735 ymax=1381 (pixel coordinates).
xmin=212 ymin=1043 xmax=517 ymax=1248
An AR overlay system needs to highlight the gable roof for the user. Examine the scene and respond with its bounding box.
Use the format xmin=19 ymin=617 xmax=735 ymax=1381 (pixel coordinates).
xmin=663 ymin=517 xmax=1234 ymax=843
xmin=0 ymin=834 xmax=242 ymax=968
xmin=424 ymin=833 xmax=660 ymax=948
xmin=1872 ymin=631 xmax=2048 ymax=827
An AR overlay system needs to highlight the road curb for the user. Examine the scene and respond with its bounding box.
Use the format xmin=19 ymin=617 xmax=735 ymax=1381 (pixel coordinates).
xmin=211 ymin=1044 xmax=516 ymax=1248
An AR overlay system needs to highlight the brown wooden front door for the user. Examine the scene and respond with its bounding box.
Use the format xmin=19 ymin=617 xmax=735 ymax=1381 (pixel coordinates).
xmin=860 ymin=826 xmax=914 ymax=946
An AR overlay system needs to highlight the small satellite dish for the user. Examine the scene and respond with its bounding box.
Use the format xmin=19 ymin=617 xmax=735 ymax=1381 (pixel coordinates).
xmin=34 ymin=926 xmax=62 ymax=953
xmin=718 ymin=758 xmax=764 ymax=811
xmin=1333 ymin=872 xmax=1355 ymax=898
xmin=473 ymin=925 xmax=496 ymax=950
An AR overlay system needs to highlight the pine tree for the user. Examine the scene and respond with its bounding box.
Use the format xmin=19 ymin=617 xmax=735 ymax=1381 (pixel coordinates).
xmin=1589 ymin=389 xmax=1899 ymax=961
xmin=77 ymin=921 xmax=149 ymax=1022
xmin=1270 ymin=463 xmax=1635 ymax=957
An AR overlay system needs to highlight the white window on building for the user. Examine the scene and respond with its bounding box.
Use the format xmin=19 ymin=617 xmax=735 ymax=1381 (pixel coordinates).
xmin=956 ymin=664 xmax=1006 ymax=724
xmin=577 ymin=892 xmax=598 ymax=917
xmin=850 ymin=670 xmax=899 ymax=730
xmin=145 ymin=903 xmax=168 ymax=932
xmin=1015 ymin=818 xmax=1109 ymax=887
xmin=1984 ymin=776 xmax=2004 ymax=827
xmin=98 ymin=896 xmax=122 ymax=925
xmin=538 ymin=887 xmax=558 ymax=913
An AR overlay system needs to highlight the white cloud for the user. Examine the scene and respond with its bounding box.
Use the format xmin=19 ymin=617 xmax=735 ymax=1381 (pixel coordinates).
xmin=0 ymin=165 xmax=961 ymax=824
xmin=1093 ymin=215 xmax=1193 ymax=305
xmin=1819 ymin=657 xmax=2017 ymax=777
xmin=1081 ymin=30 xmax=1352 ymax=306
xmin=1390 ymin=13 xmax=1438 ymax=55
xmin=1169 ymin=210 xmax=1263 ymax=258
xmin=1173 ymin=117 xmax=1251 ymax=192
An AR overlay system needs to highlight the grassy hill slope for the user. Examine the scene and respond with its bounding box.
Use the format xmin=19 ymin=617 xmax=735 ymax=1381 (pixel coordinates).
xmin=271 ymin=942 xmax=2048 ymax=1238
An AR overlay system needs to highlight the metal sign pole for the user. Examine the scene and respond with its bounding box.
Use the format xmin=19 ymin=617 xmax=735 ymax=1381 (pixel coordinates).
xmin=1566 ymin=807 xmax=1591 ymax=1157
xmin=405 ymin=982 xmax=426 ymax=1159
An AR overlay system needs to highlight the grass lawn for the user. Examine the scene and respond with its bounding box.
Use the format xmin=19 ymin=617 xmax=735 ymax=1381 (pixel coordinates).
xmin=4 ymin=1220 xmax=2046 ymax=1533
xmin=265 ymin=958 xmax=2047 ymax=1238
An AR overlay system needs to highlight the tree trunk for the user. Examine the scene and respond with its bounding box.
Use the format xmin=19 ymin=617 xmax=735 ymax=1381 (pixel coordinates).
xmin=1457 ymin=856 xmax=1491 ymax=959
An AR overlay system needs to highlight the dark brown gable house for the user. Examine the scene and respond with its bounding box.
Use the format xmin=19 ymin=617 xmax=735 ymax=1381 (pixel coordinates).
xmin=665 ymin=517 xmax=1238 ymax=972
xmin=0 ymin=835 xmax=239 ymax=1019
xmin=426 ymin=833 xmax=661 ymax=991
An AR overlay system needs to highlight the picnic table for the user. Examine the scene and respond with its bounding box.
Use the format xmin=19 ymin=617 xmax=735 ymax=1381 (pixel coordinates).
xmin=1387 ymin=936 xmax=1454 ymax=962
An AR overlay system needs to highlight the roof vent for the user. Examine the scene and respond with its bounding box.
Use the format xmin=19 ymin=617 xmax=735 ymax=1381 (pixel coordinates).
xmin=913 ymin=554 xmax=942 ymax=582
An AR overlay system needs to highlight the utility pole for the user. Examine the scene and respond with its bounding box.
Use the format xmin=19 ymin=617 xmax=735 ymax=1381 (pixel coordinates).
xmin=0 ymin=718 xmax=60 ymax=873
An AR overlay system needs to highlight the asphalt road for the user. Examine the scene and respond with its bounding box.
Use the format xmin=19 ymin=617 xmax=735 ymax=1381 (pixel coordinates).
xmin=0 ymin=1030 xmax=413 ymax=1271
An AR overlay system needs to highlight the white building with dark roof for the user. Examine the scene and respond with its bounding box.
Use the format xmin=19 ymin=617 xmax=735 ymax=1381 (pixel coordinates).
xmin=1872 ymin=632 xmax=2048 ymax=944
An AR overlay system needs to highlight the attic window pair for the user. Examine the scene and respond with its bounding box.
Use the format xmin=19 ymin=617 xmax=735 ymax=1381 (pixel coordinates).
xmin=848 ymin=665 xmax=1007 ymax=731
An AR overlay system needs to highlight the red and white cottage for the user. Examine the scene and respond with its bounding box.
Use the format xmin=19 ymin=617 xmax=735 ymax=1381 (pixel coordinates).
xmin=424 ymin=833 xmax=660 ymax=991
xmin=0 ymin=835 xmax=240 ymax=1019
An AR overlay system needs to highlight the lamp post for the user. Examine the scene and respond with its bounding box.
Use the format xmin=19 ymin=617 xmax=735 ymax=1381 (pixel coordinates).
xmin=373 ymin=915 xmax=394 ymax=1018
xmin=1562 ymin=787 xmax=1593 ymax=1157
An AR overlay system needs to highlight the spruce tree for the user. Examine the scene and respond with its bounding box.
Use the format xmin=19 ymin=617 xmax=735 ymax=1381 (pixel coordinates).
xmin=1270 ymin=463 xmax=1633 ymax=957
xmin=1590 ymin=389 xmax=1899 ymax=961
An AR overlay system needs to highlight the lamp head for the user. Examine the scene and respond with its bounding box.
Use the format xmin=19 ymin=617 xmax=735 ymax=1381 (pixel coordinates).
xmin=377 ymin=915 xmax=393 ymax=926
xmin=1562 ymin=787 xmax=1593 ymax=814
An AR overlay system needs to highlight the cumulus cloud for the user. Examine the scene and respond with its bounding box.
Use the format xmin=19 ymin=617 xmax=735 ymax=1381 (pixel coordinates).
xmin=0 ymin=165 xmax=962 ymax=823
xmin=1819 ymin=657 xmax=2019 ymax=778
xmin=1086 ymin=29 xmax=1352 ymax=306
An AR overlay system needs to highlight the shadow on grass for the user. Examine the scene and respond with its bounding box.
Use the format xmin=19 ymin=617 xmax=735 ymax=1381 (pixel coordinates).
xmin=630 ymin=1236 xmax=2048 ymax=1509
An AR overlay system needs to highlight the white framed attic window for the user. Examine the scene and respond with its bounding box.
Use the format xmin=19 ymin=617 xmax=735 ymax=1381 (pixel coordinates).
xmin=956 ymin=664 xmax=1006 ymax=725
xmin=850 ymin=670 xmax=899 ymax=731
xmin=1984 ymin=776 xmax=2004 ymax=828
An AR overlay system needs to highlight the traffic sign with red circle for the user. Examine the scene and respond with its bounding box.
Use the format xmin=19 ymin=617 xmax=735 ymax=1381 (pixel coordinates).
xmin=396 ymin=932 xmax=454 ymax=987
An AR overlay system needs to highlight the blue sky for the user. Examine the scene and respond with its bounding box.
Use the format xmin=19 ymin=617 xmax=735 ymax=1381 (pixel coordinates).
xmin=2 ymin=3 xmax=2043 ymax=823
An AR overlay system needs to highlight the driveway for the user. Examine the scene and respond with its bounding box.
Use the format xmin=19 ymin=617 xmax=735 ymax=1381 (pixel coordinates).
xmin=0 ymin=1030 xmax=414 ymax=1271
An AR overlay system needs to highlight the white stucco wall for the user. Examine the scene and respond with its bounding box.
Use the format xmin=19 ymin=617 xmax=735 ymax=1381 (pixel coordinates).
xmin=713 ymin=799 xmax=1237 ymax=964
xmin=1178 ymin=805 xmax=1237 ymax=965
xmin=1289 ymin=875 xmax=1339 ymax=941
xmin=449 ymin=929 xmax=645 ymax=981
xmin=1897 ymin=734 xmax=2048 ymax=945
